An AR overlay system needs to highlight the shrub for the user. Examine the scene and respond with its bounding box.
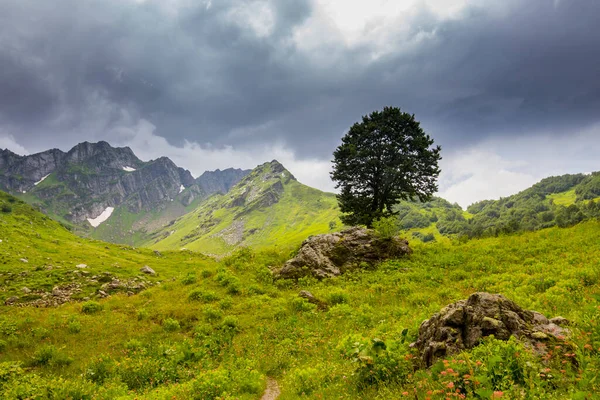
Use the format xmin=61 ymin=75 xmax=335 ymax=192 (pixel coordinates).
xmin=337 ymin=336 xmax=412 ymax=387
xmin=290 ymin=297 xmax=316 ymax=312
xmin=227 ymin=281 xmax=242 ymax=295
xmin=247 ymin=284 xmax=265 ymax=295
xmin=0 ymin=204 xmax=12 ymax=213
xmin=67 ymin=318 xmax=82 ymax=333
xmin=163 ymin=318 xmax=180 ymax=332
xmin=181 ymin=273 xmax=196 ymax=285
xmin=190 ymin=369 xmax=233 ymax=400
xmin=220 ymin=316 xmax=240 ymax=332
xmin=30 ymin=345 xmax=73 ymax=367
xmin=137 ymin=309 xmax=149 ymax=320
xmin=203 ymin=306 xmax=223 ymax=323
xmin=85 ymin=355 xmax=115 ymax=384
xmin=219 ymin=297 xmax=233 ymax=310
xmin=373 ymin=216 xmax=399 ymax=239
xmin=200 ymin=269 xmax=213 ymax=278
xmin=188 ymin=289 xmax=219 ymax=303
xmin=289 ymin=367 xmax=321 ymax=395
xmin=326 ymin=289 xmax=349 ymax=305
xmin=81 ymin=301 xmax=103 ymax=314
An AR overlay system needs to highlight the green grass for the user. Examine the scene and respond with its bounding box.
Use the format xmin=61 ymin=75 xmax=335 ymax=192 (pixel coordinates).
xmin=1 ymin=189 xmax=600 ymax=398
xmin=548 ymin=189 xmax=578 ymax=206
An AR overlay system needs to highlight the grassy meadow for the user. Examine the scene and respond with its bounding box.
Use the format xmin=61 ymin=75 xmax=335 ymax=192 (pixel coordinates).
xmin=1 ymin=191 xmax=600 ymax=399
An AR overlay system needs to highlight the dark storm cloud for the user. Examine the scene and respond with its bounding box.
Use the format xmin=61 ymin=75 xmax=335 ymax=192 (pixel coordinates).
xmin=0 ymin=0 xmax=599 ymax=158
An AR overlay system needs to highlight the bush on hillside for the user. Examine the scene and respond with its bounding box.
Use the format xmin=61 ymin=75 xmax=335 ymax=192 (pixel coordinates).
xmin=81 ymin=301 xmax=103 ymax=314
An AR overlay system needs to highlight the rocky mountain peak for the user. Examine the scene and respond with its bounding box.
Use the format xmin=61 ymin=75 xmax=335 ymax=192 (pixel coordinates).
xmin=196 ymin=167 xmax=251 ymax=196
xmin=249 ymin=160 xmax=296 ymax=182
xmin=64 ymin=141 xmax=140 ymax=170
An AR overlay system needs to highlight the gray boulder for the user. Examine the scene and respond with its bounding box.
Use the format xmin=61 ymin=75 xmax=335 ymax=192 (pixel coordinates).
xmin=140 ymin=265 xmax=156 ymax=275
xmin=278 ymin=227 xmax=411 ymax=279
xmin=413 ymin=292 xmax=570 ymax=367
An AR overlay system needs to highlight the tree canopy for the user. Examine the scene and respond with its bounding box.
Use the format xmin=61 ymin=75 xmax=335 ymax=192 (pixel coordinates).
xmin=331 ymin=106 xmax=441 ymax=227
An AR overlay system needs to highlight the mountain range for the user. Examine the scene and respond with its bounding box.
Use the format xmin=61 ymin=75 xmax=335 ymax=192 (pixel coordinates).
xmin=0 ymin=142 xmax=251 ymax=244
xmin=1 ymin=141 xmax=599 ymax=254
xmin=0 ymin=141 xmax=339 ymax=253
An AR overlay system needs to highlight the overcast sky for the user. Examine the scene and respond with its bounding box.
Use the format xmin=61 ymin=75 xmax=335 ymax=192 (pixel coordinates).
xmin=1 ymin=0 xmax=599 ymax=207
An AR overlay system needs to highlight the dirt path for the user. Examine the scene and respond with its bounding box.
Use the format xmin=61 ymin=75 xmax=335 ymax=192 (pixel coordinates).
xmin=260 ymin=377 xmax=281 ymax=400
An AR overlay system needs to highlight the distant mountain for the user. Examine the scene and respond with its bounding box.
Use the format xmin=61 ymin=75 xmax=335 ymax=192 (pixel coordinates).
xmin=0 ymin=142 xmax=248 ymax=244
xmin=146 ymin=160 xmax=340 ymax=255
xmin=196 ymin=168 xmax=251 ymax=195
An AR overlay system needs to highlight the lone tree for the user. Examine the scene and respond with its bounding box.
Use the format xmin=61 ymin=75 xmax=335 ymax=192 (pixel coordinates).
xmin=331 ymin=106 xmax=441 ymax=227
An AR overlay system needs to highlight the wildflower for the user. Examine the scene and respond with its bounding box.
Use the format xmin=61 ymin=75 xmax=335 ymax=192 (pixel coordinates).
xmin=492 ymin=391 xmax=504 ymax=398
xmin=447 ymin=382 xmax=455 ymax=389
xmin=402 ymin=391 xmax=409 ymax=396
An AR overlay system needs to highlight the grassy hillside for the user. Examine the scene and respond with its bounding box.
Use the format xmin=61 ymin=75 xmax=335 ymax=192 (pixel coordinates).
xmin=426 ymin=172 xmax=600 ymax=239
xmin=147 ymin=161 xmax=341 ymax=255
xmin=1 ymin=188 xmax=600 ymax=398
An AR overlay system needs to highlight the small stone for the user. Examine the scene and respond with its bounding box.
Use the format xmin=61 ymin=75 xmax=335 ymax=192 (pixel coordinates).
xmin=4 ymin=296 xmax=18 ymax=305
xmin=140 ymin=265 xmax=156 ymax=275
xmin=154 ymin=250 xmax=162 ymax=257
xmin=76 ymin=264 xmax=88 ymax=269
xmin=22 ymin=287 xmax=31 ymax=294
xmin=52 ymin=287 xmax=62 ymax=297
xmin=20 ymin=258 xmax=28 ymax=263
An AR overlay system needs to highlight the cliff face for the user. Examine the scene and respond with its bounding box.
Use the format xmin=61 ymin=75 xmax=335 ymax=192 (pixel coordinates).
xmin=196 ymin=168 xmax=251 ymax=196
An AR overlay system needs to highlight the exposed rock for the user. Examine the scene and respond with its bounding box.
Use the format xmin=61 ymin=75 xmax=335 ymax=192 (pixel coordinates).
xmin=154 ymin=250 xmax=162 ymax=257
xmin=22 ymin=287 xmax=31 ymax=294
xmin=76 ymin=264 xmax=88 ymax=269
xmin=140 ymin=265 xmax=156 ymax=275
xmin=413 ymin=292 xmax=571 ymax=367
xmin=5 ymin=296 xmax=19 ymax=305
xmin=278 ymin=227 xmax=412 ymax=279
xmin=196 ymin=168 xmax=251 ymax=196
xmin=299 ymin=290 xmax=328 ymax=310
xmin=20 ymin=258 xmax=28 ymax=263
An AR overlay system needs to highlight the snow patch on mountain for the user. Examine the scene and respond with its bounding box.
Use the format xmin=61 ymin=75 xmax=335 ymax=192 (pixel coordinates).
xmin=122 ymin=166 xmax=136 ymax=172
xmin=34 ymin=174 xmax=50 ymax=186
xmin=87 ymin=207 xmax=115 ymax=228
xmin=179 ymin=184 xmax=185 ymax=194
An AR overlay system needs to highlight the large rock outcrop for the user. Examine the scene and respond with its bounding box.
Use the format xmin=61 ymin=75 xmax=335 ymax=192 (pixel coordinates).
xmin=414 ymin=292 xmax=570 ymax=367
xmin=278 ymin=227 xmax=412 ymax=279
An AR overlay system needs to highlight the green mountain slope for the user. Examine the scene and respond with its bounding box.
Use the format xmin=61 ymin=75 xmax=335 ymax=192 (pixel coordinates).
xmin=393 ymin=172 xmax=600 ymax=241
xmin=146 ymin=160 xmax=341 ymax=254
xmin=1 ymin=186 xmax=600 ymax=398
